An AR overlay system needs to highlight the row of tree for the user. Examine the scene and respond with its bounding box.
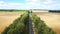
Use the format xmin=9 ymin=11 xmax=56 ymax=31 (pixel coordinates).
xmin=49 ymin=10 xmax=60 ymax=13
xmin=0 ymin=10 xmax=27 ymax=12
xmin=2 ymin=13 xmax=29 ymax=34
xmin=32 ymin=13 xmax=56 ymax=34
xmin=2 ymin=12 xmax=56 ymax=34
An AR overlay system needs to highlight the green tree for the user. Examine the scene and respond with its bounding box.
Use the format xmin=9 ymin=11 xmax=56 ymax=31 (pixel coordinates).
xmin=2 ymin=13 xmax=56 ymax=34
xmin=32 ymin=14 xmax=56 ymax=34
xmin=2 ymin=13 xmax=29 ymax=34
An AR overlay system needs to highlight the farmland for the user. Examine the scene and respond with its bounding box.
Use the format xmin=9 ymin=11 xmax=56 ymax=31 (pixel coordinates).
xmin=0 ymin=10 xmax=60 ymax=34
xmin=0 ymin=12 xmax=25 ymax=34
xmin=34 ymin=12 xmax=60 ymax=34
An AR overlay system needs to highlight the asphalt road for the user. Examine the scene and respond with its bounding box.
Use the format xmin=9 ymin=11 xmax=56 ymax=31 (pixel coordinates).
xmin=29 ymin=14 xmax=34 ymax=34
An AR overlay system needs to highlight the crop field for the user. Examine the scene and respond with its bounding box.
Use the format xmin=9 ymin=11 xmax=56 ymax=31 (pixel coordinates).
xmin=34 ymin=12 xmax=60 ymax=34
xmin=0 ymin=12 xmax=25 ymax=34
xmin=0 ymin=11 xmax=60 ymax=34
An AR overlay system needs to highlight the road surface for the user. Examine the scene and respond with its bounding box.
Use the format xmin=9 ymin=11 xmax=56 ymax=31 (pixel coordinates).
xmin=29 ymin=13 xmax=34 ymax=34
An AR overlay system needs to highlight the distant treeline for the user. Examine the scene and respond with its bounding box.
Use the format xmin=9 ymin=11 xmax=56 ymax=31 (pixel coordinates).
xmin=49 ymin=10 xmax=60 ymax=13
xmin=0 ymin=9 xmax=28 ymax=12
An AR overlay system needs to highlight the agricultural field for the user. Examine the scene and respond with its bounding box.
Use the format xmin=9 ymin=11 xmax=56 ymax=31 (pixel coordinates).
xmin=0 ymin=10 xmax=60 ymax=34
xmin=0 ymin=11 xmax=26 ymax=34
xmin=34 ymin=12 xmax=60 ymax=34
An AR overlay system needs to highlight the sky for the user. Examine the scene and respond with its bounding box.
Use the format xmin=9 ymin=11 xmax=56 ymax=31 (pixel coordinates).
xmin=0 ymin=0 xmax=60 ymax=10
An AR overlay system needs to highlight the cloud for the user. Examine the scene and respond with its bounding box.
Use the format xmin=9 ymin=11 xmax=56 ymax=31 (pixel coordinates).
xmin=43 ymin=0 xmax=57 ymax=4
xmin=25 ymin=0 xmax=60 ymax=10
xmin=0 ymin=1 xmax=24 ymax=9
xmin=0 ymin=0 xmax=41 ymax=9
xmin=0 ymin=0 xmax=60 ymax=10
xmin=44 ymin=0 xmax=53 ymax=4
xmin=0 ymin=1 xmax=4 ymax=3
xmin=26 ymin=0 xmax=41 ymax=8
xmin=26 ymin=0 xmax=57 ymax=4
xmin=48 ymin=4 xmax=60 ymax=10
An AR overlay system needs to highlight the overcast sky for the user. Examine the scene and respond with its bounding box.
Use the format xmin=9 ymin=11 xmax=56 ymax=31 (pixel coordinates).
xmin=0 ymin=0 xmax=60 ymax=10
